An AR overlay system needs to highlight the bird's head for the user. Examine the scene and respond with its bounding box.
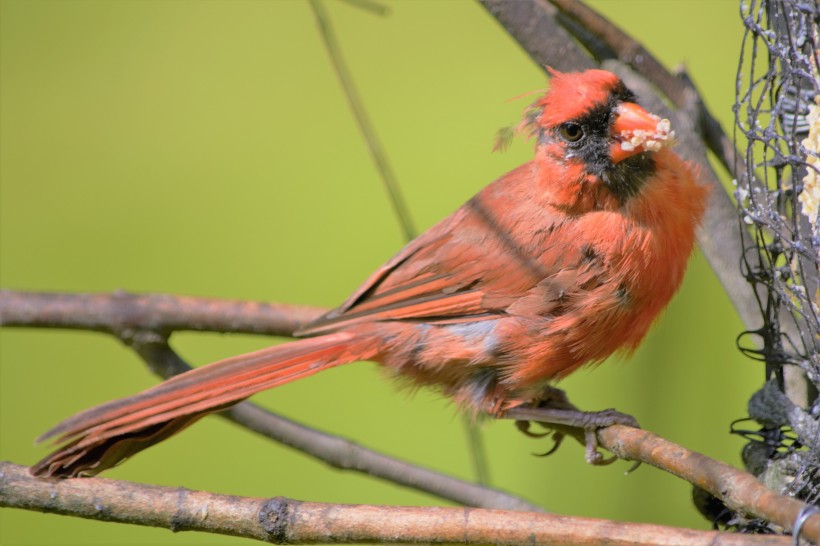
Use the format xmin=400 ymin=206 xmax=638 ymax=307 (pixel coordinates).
xmin=525 ymin=69 xmax=675 ymax=203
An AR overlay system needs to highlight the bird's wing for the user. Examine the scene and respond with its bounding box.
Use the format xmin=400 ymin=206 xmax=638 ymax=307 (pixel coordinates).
xmin=296 ymin=163 xmax=591 ymax=337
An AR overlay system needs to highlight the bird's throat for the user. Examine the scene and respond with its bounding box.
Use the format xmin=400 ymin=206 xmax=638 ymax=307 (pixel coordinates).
xmin=599 ymin=152 xmax=657 ymax=204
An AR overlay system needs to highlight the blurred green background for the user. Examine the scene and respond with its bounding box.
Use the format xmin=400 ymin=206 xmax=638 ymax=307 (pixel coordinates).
xmin=1 ymin=0 xmax=757 ymax=544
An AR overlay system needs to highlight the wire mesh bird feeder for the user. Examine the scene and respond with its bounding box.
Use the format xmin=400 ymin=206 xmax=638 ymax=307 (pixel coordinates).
xmin=734 ymin=0 xmax=820 ymax=515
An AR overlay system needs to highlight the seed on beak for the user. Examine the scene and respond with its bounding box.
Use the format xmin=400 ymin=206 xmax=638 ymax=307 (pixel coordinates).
xmin=610 ymin=103 xmax=675 ymax=163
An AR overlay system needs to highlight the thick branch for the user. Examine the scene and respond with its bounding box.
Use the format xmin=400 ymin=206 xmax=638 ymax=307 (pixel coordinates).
xmin=0 ymin=462 xmax=791 ymax=545
xmin=478 ymin=0 xmax=595 ymax=72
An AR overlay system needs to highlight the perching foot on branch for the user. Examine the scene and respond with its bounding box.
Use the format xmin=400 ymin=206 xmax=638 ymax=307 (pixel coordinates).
xmin=505 ymin=387 xmax=640 ymax=466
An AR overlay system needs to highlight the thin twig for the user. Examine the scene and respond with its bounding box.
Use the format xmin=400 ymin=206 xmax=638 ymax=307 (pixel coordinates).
xmin=338 ymin=0 xmax=388 ymax=17
xmin=0 ymin=462 xmax=791 ymax=545
xmin=463 ymin=413 xmax=491 ymax=485
xmin=309 ymin=0 xmax=416 ymax=241
xmin=308 ymin=1 xmax=492 ymax=485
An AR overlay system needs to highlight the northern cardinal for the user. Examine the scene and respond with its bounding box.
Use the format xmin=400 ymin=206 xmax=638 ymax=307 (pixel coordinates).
xmin=32 ymin=69 xmax=707 ymax=478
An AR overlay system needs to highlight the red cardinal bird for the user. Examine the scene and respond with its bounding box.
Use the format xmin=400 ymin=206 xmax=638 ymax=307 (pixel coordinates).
xmin=32 ymin=69 xmax=707 ymax=478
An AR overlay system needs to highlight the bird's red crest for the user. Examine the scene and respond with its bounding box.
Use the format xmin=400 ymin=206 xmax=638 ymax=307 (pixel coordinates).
xmin=537 ymin=69 xmax=623 ymax=127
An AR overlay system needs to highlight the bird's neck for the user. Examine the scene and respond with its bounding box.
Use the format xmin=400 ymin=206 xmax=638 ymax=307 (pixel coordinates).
xmin=532 ymin=152 xmax=621 ymax=214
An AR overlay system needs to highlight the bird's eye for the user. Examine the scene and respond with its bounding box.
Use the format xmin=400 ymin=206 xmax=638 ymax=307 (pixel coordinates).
xmin=558 ymin=123 xmax=584 ymax=143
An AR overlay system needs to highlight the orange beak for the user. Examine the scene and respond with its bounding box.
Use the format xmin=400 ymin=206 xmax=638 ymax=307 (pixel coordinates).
xmin=610 ymin=102 xmax=674 ymax=164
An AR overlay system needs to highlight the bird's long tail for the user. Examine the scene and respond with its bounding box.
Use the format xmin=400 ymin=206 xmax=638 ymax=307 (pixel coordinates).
xmin=31 ymin=331 xmax=376 ymax=478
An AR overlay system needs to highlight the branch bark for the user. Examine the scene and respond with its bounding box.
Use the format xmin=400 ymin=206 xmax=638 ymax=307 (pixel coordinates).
xmin=0 ymin=462 xmax=792 ymax=545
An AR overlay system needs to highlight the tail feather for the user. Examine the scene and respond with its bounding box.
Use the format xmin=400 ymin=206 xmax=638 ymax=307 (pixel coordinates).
xmin=31 ymin=331 xmax=374 ymax=478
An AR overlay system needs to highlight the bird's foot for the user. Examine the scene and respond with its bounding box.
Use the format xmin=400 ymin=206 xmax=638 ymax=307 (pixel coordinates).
xmin=503 ymin=392 xmax=640 ymax=467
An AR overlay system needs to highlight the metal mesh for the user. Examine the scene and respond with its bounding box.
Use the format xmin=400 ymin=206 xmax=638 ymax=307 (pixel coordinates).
xmin=734 ymin=0 xmax=820 ymax=515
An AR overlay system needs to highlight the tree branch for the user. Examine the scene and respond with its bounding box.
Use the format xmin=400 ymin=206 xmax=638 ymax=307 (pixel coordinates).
xmin=0 ymin=461 xmax=792 ymax=545
xmin=597 ymin=425 xmax=820 ymax=544
xmin=506 ymin=406 xmax=820 ymax=544
xmin=0 ymin=290 xmax=324 ymax=336
xmin=0 ymin=289 xmax=541 ymax=512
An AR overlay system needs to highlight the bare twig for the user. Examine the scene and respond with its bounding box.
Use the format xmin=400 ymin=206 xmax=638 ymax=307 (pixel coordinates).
xmin=308 ymin=1 xmax=491 ymax=485
xmin=338 ymin=0 xmax=388 ymax=17
xmin=0 ymin=462 xmax=792 ymax=545
xmin=599 ymin=423 xmax=820 ymax=544
xmin=309 ymin=0 xmax=415 ymax=241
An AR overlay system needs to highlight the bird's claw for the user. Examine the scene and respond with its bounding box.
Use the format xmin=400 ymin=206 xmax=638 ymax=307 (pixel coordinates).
xmin=507 ymin=396 xmax=641 ymax=468
xmin=584 ymin=429 xmax=618 ymax=465
xmin=535 ymin=431 xmax=565 ymax=458
xmin=580 ymin=412 xmax=642 ymax=470
xmin=515 ymin=419 xmax=551 ymax=438
xmin=516 ymin=420 xmax=565 ymax=457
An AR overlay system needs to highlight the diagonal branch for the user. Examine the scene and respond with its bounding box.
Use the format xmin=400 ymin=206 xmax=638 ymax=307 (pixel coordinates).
xmin=129 ymin=330 xmax=541 ymax=512
xmin=505 ymin=407 xmax=820 ymax=544
xmin=0 ymin=461 xmax=792 ymax=545
xmin=309 ymin=0 xmax=416 ymax=242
